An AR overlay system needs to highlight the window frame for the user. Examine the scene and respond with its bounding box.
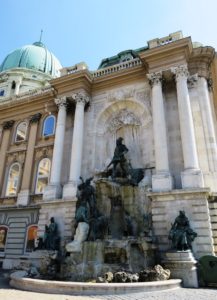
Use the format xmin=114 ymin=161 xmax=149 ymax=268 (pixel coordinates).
xmin=5 ymin=162 xmax=21 ymax=197
xmin=25 ymin=224 xmax=38 ymax=253
xmin=35 ymin=158 xmax=51 ymax=194
xmin=15 ymin=121 xmax=28 ymax=143
xmin=42 ymin=115 xmax=56 ymax=137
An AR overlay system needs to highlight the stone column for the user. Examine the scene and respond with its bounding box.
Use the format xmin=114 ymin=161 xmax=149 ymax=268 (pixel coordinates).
xmin=148 ymin=72 xmax=173 ymax=192
xmin=197 ymin=77 xmax=217 ymax=171
xmin=17 ymin=113 xmax=42 ymax=205
xmin=172 ymin=65 xmax=204 ymax=188
xmin=43 ymin=97 xmax=67 ymax=200
xmin=0 ymin=121 xmax=14 ymax=196
xmin=63 ymin=92 xmax=89 ymax=199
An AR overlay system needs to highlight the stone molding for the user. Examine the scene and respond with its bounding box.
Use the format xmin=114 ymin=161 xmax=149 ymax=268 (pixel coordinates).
xmin=3 ymin=120 xmax=15 ymax=130
xmin=30 ymin=113 xmax=42 ymax=124
xmin=171 ymin=65 xmax=189 ymax=80
xmin=54 ymin=97 xmax=67 ymax=108
xmin=147 ymin=72 xmax=162 ymax=86
xmin=72 ymin=92 xmax=89 ymax=105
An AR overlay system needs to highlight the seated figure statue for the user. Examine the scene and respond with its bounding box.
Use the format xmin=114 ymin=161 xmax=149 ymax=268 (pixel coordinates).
xmin=168 ymin=211 xmax=197 ymax=251
xmin=44 ymin=217 xmax=60 ymax=250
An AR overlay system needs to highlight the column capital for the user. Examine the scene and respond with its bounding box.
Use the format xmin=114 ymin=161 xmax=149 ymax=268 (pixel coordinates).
xmin=55 ymin=97 xmax=68 ymax=109
xmin=2 ymin=120 xmax=15 ymax=130
xmin=147 ymin=71 xmax=162 ymax=86
xmin=30 ymin=113 xmax=42 ymax=124
xmin=187 ymin=74 xmax=198 ymax=88
xmin=72 ymin=92 xmax=89 ymax=105
xmin=171 ymin=65 xmax=189 ymax=80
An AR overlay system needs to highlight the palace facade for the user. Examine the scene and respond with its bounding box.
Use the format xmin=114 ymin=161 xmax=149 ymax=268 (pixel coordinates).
xmin=0 ymin=31 xmax=217 ymax=268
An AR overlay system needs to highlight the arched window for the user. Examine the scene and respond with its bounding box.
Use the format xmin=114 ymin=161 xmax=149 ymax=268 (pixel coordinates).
xmin=0 ymin=225 xmax=8 ymax=252
xmin=35 ymin=158 xmax=51 ymax=194
xmin=42 ymin=115 xmax=55 ymax=137
xmin=15 ymin=122 xmax=27 ymax=142
xmin=25 ymin=225 xmax=38 ymax=252
xmin=6 ymin=163 xmax=20 ymax=196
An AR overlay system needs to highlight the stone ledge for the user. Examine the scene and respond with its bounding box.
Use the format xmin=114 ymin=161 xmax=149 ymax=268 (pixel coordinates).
xmin=10 ymin=272 xmax=182 ymax=295
xmin=147 ymin=188 xmax=210 ymax=198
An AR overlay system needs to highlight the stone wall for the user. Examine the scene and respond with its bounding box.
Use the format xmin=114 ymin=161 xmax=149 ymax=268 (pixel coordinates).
xmin=208 ymin=198 xmax=217 ymax=255
xmin=149 ymin=189 xmax=215 ymax=259
xmin=0 ymin=207 xmax=39 ymax=268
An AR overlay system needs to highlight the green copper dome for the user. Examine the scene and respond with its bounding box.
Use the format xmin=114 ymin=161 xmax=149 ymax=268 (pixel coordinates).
xmin=0 ymin=42 xmax=62 ymax=77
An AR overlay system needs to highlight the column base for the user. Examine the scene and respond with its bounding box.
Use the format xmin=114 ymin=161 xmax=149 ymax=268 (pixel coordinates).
xmin=43 ymin=184 xmax=62 ymax=200
xmin=17 ymin=189 xmax=30 ymax=206
xmin=181 ymin=169 xmax=204 ymax=189
xmin=62 ymin=181 xmax=77 ymax=199
xmin=152 ymin=173 xmax=173 ymax=192
xmin=163 ymin=250 xmax=198 ymax=288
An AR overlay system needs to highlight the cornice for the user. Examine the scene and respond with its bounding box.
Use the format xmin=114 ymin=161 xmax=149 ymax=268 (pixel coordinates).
xmin=139 ymin=37 xmax=193 ymax=72
xmin=188 ymin=46 xmax=215 ymax=78
xmin=50 ymin=69 xmax=92 ymax=95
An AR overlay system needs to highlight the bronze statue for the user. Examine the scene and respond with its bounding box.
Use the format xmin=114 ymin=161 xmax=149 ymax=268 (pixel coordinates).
xmin=107 ymin=137 xmax=129 ymax=179
xmin=168 ymin=211 xmax=197 ymax=251
xmin=44 ymin=217 xmax=60 ymax=250
xmin=77 ymin=177 xmax=96 ymax=218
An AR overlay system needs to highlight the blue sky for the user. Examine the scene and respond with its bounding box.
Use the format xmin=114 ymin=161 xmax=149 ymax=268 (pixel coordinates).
xmin=0 ymin=0 xmax=217 ymax=70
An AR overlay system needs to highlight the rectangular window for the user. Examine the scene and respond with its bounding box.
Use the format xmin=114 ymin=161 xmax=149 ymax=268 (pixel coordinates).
xmin=0 ymin=90 xmax=4 ymax=96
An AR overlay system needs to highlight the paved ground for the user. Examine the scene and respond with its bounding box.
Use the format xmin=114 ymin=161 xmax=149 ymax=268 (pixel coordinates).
xmin=0 ymin=270 xmax=217 ymax=300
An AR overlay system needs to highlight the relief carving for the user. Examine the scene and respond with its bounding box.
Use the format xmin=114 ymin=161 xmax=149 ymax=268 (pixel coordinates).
xmin=107 ymin=109 xmax=141 ymax=133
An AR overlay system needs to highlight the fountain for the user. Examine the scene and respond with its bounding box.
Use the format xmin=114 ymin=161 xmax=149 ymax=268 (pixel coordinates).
xmin=9 ymin=137 xmax=182 ymax=294
xmin=62 ymin=137 xmax=157 ymax=281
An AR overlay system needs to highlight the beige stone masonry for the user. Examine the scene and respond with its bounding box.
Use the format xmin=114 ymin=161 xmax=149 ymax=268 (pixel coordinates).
xmin=0 ymin=121 xmax=14 ymax=195
xmin=17 ymin=114 xmax=41 ymax=205
xmin=148 ymin=188 xmax=214 ymax=258
xmin=37 ymin=199 xmax=76 ymax=244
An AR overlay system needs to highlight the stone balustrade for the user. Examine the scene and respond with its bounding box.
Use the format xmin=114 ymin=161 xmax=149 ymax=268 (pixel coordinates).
xmin=92 ymin=58 xmax=142 ymax=78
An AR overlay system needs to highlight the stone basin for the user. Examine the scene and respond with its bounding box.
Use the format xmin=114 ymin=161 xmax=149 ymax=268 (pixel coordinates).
xmin=10 ymin=271 xmax=182 ymax=295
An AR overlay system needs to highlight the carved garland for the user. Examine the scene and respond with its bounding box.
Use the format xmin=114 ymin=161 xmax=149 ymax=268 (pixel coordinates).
xmin=106 ymin=109 xmax=142 ymax=133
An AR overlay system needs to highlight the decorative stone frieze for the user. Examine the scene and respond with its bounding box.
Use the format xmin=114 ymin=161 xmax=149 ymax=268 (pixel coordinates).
xmin=30 ymin=113 xmax=42 ymax=124
xmin=3 ymin=120 xmax=15 ymax=130
xmin=107 ymin=109 xmax=141 ymax=133
xmin=6 ymin=151 xmax=26 ymax=166
xmin=35 ymin=146 xmax=53 ymax=160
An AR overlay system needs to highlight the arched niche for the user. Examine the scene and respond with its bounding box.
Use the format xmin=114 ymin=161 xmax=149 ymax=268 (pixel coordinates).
xmin=94 ymin=99 xmax=153 ymax=171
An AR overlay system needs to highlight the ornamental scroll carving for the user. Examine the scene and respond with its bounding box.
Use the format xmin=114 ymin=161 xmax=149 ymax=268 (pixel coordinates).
xmin=72 ymin=92 xmax=89 ymax=105
xmin=171 ymin=65 xmax=189 ymax=80
xmin=147 ymin=72 xmax=162 ymax=86
xmin=55 ymin=97 xmax=67 ymax=108
xmin=107 ymin=109 xmax=141 ymax=133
